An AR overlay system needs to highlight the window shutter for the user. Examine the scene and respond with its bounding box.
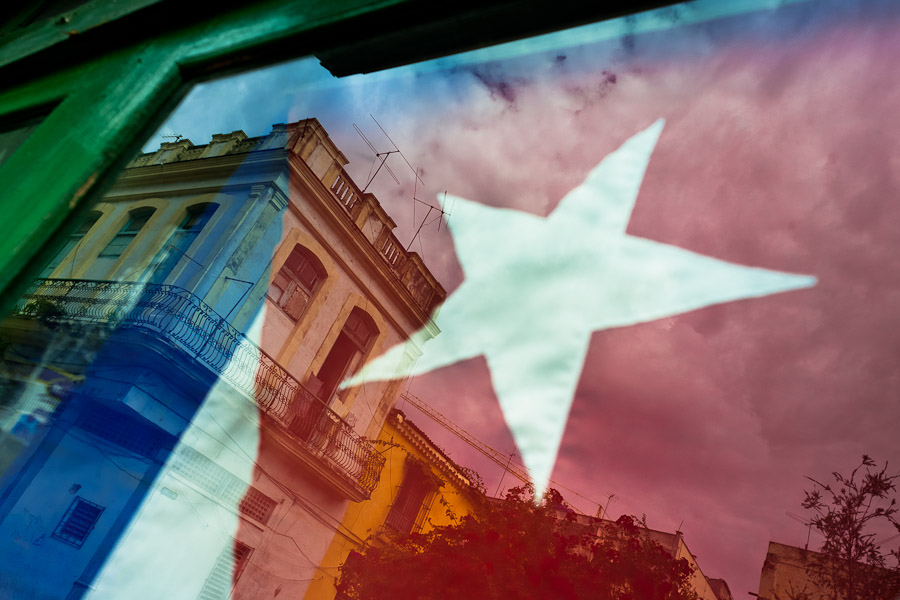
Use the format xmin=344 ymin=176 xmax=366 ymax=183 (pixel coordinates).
xmin=385 ymin=463 xmax=432 ymax=534
xmin=282 ymin=286 xmax=310 ymax=320
xmin=197 ymin=541 xmax=252 ymax=600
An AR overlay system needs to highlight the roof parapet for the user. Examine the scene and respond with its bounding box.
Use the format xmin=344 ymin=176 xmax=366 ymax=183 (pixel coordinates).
xmin=129 ymin=120 xmax=446 ymax=315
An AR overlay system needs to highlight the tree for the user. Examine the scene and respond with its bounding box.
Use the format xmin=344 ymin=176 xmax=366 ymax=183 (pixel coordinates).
xmin=798 ymin=455 xmax=900 ymax=600
xmin=336 ymin=486 xmax=698 ymax=600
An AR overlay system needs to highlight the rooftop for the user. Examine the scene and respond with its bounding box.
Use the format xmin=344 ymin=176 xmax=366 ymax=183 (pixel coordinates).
xmin=128 ymin=119 xmax=446 ymax=316
xmin=389 ymin=408 xmax=474 ymax=490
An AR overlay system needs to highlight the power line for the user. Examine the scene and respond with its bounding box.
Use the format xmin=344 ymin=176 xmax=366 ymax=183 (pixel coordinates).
xmin=354 ymin=116 xmax=450 ymax=251
xmin=399 ymin=390 xmax=608 ymax=513
xmin=401 ymin=391 xmax=530 ymax=484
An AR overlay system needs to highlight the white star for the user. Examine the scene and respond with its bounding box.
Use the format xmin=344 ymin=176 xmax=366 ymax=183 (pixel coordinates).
xmin=347 ymin=119 xmax=816 ymax=498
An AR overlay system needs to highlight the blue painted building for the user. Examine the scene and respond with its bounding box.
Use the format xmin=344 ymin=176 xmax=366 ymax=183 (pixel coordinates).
xmin=0 ymin=119 xmax=444 ymax=599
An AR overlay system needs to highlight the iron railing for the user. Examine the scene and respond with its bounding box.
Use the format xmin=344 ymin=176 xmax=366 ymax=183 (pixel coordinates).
xmin=12 ymin=278 xmax=385 ymax=496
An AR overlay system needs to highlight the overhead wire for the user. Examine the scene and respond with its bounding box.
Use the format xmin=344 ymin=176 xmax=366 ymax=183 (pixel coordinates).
xmin=399 ymin=390 xmax=612 ymax=514
xmin=5 ymin=342 xmax=368 ymax=547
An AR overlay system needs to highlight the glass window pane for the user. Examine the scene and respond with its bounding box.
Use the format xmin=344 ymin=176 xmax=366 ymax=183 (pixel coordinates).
xmin=3 ymin=3 xmax=900 ymax=599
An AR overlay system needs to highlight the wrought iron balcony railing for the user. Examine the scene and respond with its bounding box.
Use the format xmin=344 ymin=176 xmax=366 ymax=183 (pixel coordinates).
xmin=11 ymin=278 xmax=385 ymax=497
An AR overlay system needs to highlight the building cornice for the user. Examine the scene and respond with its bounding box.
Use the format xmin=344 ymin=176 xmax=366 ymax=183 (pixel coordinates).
xmin=388 ymin=409 xmax=472 ymax=490
xmin=110 ymin=124 xmax=444 ymax=334
xmin=287 ymin=152 xmax=440 ymax=332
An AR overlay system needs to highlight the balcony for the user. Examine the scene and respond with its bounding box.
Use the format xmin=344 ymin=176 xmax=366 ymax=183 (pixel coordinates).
xmin=10 ymin=278 xmax=385 ymax=500
xmin=126 ymin=120 xmax=447 ymax=318
xmin=325 ymin=167 xmax=444 ymax=315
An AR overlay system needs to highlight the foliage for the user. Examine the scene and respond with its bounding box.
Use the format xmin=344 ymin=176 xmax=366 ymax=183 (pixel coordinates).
xmin=337 ymin=485 xmax=698 ymax=600
xmin=457 ymin=465 xmax=487 ymax=496
xmin=798 ymin=455 xmax=900 ymax=600
xmin=22 ymin=299 xmax=63 ymax=322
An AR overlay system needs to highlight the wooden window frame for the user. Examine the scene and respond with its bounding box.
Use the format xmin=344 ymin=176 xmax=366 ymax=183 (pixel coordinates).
xmin=268 ymin=245 xmax=326 ymax=322
xmin=0 ymin=1 xmax=678 ymax=310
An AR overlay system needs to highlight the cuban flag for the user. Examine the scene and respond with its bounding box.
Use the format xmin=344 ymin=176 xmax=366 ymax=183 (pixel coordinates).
xmin=2 ymin=1 xmax=898 ymax=598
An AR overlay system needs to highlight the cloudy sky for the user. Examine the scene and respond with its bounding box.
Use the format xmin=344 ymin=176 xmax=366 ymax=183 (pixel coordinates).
xmin=147 ymin=0 xmax=900 ymax=594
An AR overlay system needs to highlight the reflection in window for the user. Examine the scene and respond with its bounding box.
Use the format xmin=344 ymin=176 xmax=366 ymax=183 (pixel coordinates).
xmin=0 ymin=122 xmax=40 ymax=169
xmin=385 ymin=461 xmax=435 ymax=535
xmin=53 ymin=496 xmax=104 ymax=548
xmin=38 ymin=210 xmax=102 ymax=278
xmin=268 ymin=245 xmax=325 ymax=321
xmin=197 ymin=541 xmax=252 ymax=599
xmin=0 ymin=377 xmax=26 ymax=429
xmin=98 ymin=207 xmax=155 ymax=258
xmin=312 ymin=308 xmax=377 ymax=402
xmin=149 ymin=203 xmax=217 ymax=284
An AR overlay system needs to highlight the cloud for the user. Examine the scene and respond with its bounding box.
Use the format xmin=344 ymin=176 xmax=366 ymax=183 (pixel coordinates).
xmin=146 ymin=1 xmax=900 ymax=594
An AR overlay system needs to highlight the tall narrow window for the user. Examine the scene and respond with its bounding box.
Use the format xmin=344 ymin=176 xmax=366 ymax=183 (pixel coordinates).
xmin=97 ymin=207 xmax=155 ymax=258
xmin=197 ymin=541 xmax=252 ymax=600
xmin=149 ymin=203 xmax=217 ymax=284
xmin=313 ymin=308 xmax=377 ymax=402
xmin=268 ymin=245 xmax=325 ymax=321
xmin=38 ymin=210 xmax=102 ymax=278
xmin=385 ymin=461 xmax=436 ymax=535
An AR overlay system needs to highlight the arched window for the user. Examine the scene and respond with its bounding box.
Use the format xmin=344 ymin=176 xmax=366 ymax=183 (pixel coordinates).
xmin=268 ymin=245 xmax=326 ymax=321
xmin=149 ymin=202 xmax=217 ymax=284
xmin=98 ymin=207 xmax=155 ymax=258
xmin=312 ymin=307 xmax=377 ymax=402
xmin=39 ymin=210 xmax=102 ymax=278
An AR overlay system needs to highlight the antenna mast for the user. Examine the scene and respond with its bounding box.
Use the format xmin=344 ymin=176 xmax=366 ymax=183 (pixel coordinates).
xmin=354 ymin=115 xmax=452 ymax=253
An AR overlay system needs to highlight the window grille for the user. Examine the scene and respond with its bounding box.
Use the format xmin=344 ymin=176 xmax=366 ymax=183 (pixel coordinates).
xmin=53 ymin=496 xmax=104 ymax=548
xmin=238 ymin=487 xmax=277 ymax=524
xmin=385 ymin=461 xmax=434 ymax=535
xmin=170 ymin=446 xmax=276 ymax=524
xmin=197 ymin=540 xmax=252 ymax=600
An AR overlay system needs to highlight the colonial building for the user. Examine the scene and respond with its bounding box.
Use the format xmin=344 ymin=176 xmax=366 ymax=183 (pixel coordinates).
xmin=304 ymin=408 xmax=482 ymax=600
xmin=0 ymin=119 xmax=444 ymax=599
xmin=642 ymin=528 xmax=732 ymax=600
xmin=708 ymin=578 xmax=735 ymax=600
xmin=756 ymin=541 xmax=900 ymax=600
xmin=559 ymin=512 xmax=733 ymax=600
xmin=756 ymin=542 xmax=836 ymax=600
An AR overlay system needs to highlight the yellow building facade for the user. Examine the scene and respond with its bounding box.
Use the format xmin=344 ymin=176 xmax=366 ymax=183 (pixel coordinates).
xmin=304 ymin=408 xmax=481 ymax=600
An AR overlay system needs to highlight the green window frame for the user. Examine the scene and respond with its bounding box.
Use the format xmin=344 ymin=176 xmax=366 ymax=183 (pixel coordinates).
xmin=0 ymin=0 xmax=677 ymax=313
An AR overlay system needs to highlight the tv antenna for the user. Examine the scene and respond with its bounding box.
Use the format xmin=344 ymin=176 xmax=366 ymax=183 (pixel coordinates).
xmin=353 ymin=120 xmax=400 ymax=192
xmin=161 ymin=133 xmax=184 ymax=142
xmin=354 ymin=115 xmax=453 ymax=254
xmin=785 ymin=511 xmax=818 ymax=549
